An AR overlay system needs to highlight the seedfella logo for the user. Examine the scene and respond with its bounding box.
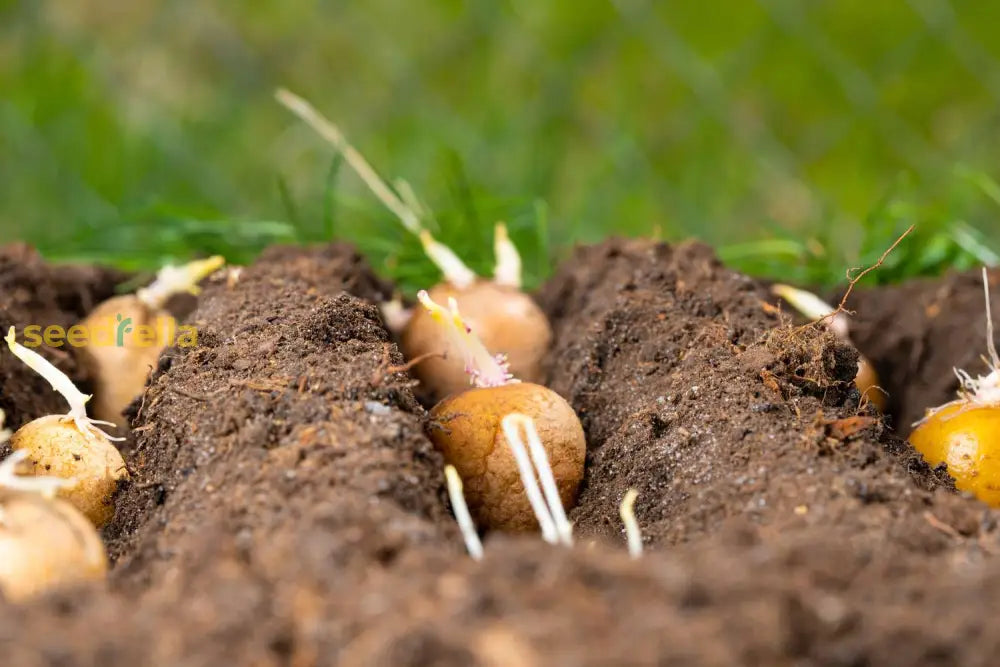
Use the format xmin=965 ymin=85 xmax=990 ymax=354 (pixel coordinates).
xmin=15 ymin=315 xmax=197 ymax=349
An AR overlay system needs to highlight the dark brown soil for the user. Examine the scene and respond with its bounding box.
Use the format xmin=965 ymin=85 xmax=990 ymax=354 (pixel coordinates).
xmin=846 ymin=268 xmax=1000 ymax=434
xmin=0 ymin=243 xmax=126 ymax=431
xmin=3 ymin=240 xmax=1000 ymax=666
xmin=538 ymin=239 xmax=963 ymax=546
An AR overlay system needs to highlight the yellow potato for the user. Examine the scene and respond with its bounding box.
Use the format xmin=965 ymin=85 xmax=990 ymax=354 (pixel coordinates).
xmin=428 ymin=382 xmax=585 ymax=532
xmin=77 ymin=295 xmax=167 ymax=428
xmin=855 ymin=357 xmax=886 ymax=412
xmin=10 ymin=415 xmax=128 ymax=527
xmin=0 ymin=492 xmax=107 ymax=602
xmin=910 ymin=403 xmax=1000 ymax=506
xmin=403 ymin=281 xmax=553 ymax=402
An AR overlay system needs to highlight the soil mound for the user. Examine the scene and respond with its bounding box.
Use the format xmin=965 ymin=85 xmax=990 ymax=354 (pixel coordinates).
xmin=2 ymin=241 xmax=1000 ymax=666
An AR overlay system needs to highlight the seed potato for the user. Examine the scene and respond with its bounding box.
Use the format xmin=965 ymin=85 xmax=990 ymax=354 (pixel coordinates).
xmin=428 ymin=382 xmax=585 ymax=532
xmin=403 ymin=281 xmax=552 ymax=401
xmin=10 ymin=415 xmax=128 ymax=527
xmin=78 ymin=295 xmax=166 ymax=428
xmin=0 ymin=491 xmax=107 ymax=602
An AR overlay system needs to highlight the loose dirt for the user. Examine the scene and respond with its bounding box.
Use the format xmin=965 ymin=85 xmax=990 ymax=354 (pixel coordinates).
xmin=2 ymin=240 xmax=1000 ymax=666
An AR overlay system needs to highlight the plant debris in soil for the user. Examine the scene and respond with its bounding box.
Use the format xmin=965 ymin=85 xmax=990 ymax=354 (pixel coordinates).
xmin=3 ymin=240 xmax=1000 ymax=665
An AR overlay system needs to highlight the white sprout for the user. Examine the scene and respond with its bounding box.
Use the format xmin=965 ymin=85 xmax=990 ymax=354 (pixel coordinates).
xmin=136 ymin=256 xmax=226 ymax=310
xmin=275 ymin=88 xmax=478 ymax=288
xmin=378 ymin=295 xmax=414 ymax=334
xmin=915 ymin=268 xmax=1000 ymax=426
xmin=493 ymin=222 xmax=523 ymax=289
xmin=0 ymin=409 xmax=10 ymax=445
xmin=0 ymin=450 xmax=76 ymax=498
xmin=619 ymin=488 xmax=643 ymax=559
xmin=770 ymin=284 xmax=849 ymax=339
xmin=416 ymin=291 xmax=516 ymax=387
xmin=501 ymin=413 xmax=573 ymax=547
xmin=420 ymin=231 xmax=477 ymax=290
xmin=444 ymin=465 xmax=484 ymax=561
xmin=4 ymin=327 xmax=123 ymax=442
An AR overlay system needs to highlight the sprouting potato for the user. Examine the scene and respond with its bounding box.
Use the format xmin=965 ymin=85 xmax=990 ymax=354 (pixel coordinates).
xmin=0 ymin=450 xmax=107 ymax=602
xmin=403 ymin=272 xmax=552 ymax=401
xmin=0 ymin=489 xmax=108 ymax=602
xmin=417 ymin=291 xmax=584 ymax=533
xmin=430 ymin=382 xmax=584 ymax=532
xmin=274 ymin=90 xmax=553 ymax=401
xmin=909 ymin=269 xmax=1000 ymax=506
xmin=78 ymin=256 xmax=224 ymax=428
xmin=9 ymin=415 xmax=127 ymax=527
xmin=5 ymin=328 xmax=128 ymax=527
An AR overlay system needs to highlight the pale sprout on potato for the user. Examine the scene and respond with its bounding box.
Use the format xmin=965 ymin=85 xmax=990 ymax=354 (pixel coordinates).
xmin=444 ymin=464 xmax=484 ymax=561
xmin=416 ymin=291 xmax=516 ymax=388
xmin=134 ymin=255 xmax=225 ymax=310
xmin=5 ymin=327 xmax=121 ymax=442
xmin=619 ymin=489 xmax=643 ymax=559
xmin=5 ymin=327 xmax=128 ymax=526
xmin=501 ymin=413 xmax=574 ymax=547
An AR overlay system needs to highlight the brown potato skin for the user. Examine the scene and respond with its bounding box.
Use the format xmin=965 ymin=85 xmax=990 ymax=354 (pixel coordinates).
xmin=10 ymin=415 xmax=128 ymax=527
xmin=77 ymin=295 xmax=166 ymax=428
xmin=428 ymin=383 xmax=585 ymax=532
xmin=401 ymin=281 xmax=553 ymax=402
xmin=855 ymin=358 xmax=886 ymax=412
xmin=0 ymin=492 xmax=107 ymax=602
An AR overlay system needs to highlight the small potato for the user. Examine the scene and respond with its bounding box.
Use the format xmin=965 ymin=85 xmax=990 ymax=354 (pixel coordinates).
xmin=10 ymin=415 xmax=128 ymax=527
xmin=0 ymin=492 xmax=107 ymax=602
xmin=77 ymin=256 xmax=223 ymax=428
xmin=78 ymin=295 xmax=166 ymax=428
xmin=855 ymin=358 xmax=886 ymax=412
xmin=403 ymin=281 xmax=553 ymax=401
xmin=910 ymin=403 xmax=1000 ymax=507
xmin=428 ymin=382 xmax=585 ymax=532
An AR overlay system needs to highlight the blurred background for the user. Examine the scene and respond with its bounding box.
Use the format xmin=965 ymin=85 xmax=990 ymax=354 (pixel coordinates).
xmin=2 ymin=0 xmax=999 ymax=290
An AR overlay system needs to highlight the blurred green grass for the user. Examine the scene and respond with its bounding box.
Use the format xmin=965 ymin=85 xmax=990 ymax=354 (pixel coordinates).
xmin=2 ymin=0 xmax=999 ymax=291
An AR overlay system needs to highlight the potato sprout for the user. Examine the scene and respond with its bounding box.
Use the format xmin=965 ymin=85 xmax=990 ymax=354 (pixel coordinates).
xmin=0 ymin=408 xmax=10 ymax=446
xmin=77 ymin=255 xmax=224 ymax=428
xmin=910 ymin=269 xmax=1000 ymax=506
xmin=444 ymin=464 xmax=484 ymax=561
xmin=275 ymin=88 xmax=552 ymax=401
xmin=416 ymin=291 xmax=515 ymax=388
xmin=619 ymin=489 xmax=643 ymax=559
xmin=0 ymin=450 xmax=74 ymax=498
xmin=0 ymin=451 xmax=107 ymax=602
xmin=501 ymin=413 xmax=574 ymax=546
xmin=419 ymin=291 xmax=585 ymax=533
xmin=6 ymin=327 xmax=128 ymax=526
xmin=493 ymin=222 xmax=522 ymax=289
xmin=5 ymin=327 xmax=120 ymax=442
xmin=771 ymin=284 xmax=886 ymax=411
